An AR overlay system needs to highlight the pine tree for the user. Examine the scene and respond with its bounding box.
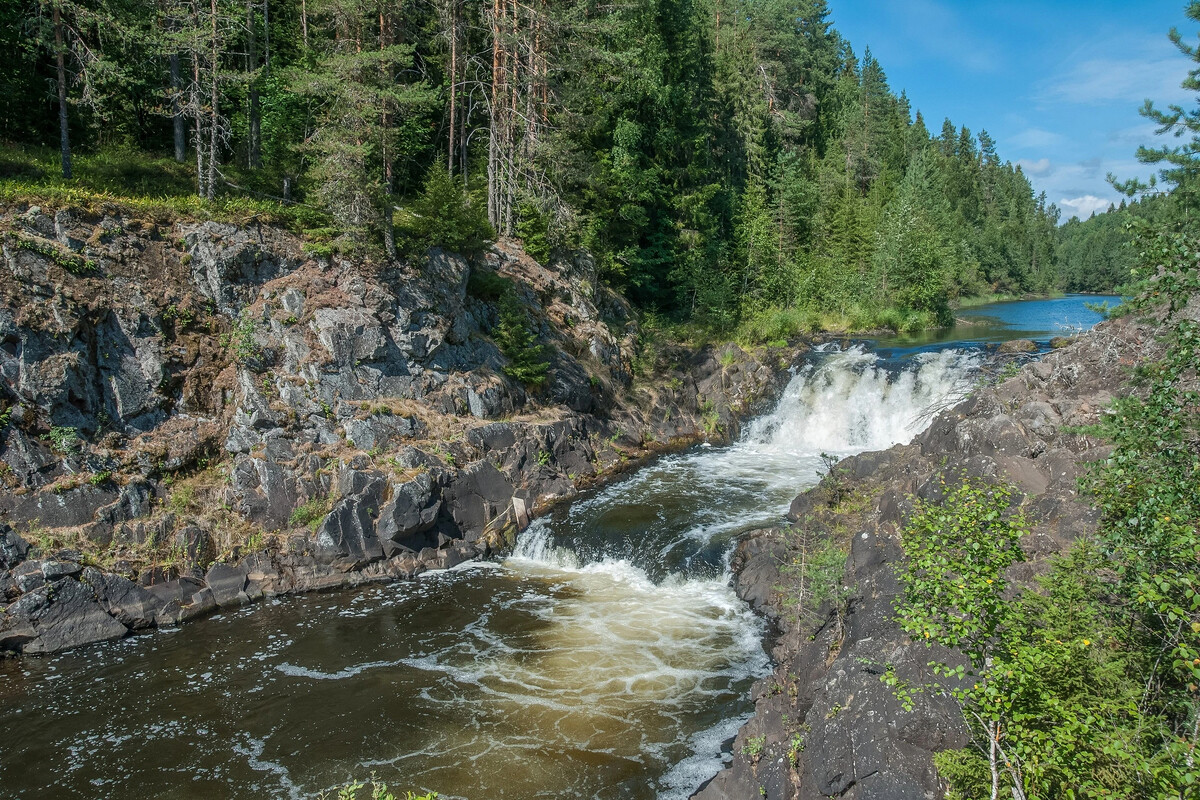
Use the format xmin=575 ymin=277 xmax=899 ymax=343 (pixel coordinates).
xmin=288 ymin=0 xmax=433 ymax=255
xmin=494 ymin=289 xmax=549 ymax=387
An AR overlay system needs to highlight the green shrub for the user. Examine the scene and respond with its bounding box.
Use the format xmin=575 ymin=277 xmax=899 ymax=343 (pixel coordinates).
xmin=494 ymin=289 xmax=550 ymax=387
xmin=399 ymin=164 xmax=493 ymax=255
xmin=466 ymin=268 xmax=512 ymax=301
xmin=46 ymin=426 xmax=79 ymax=455
xmin=327 ymin=777 xmax=437 ymax=800
xmin=515 ymin=201 xmax=551 ymax=263
xmin=289 ymin=495 xmax=333 ymax=530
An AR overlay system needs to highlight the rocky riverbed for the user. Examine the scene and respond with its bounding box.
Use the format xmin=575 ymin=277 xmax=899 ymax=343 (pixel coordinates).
xmin=696 ymin=313 xmax=1161 ymax=800
xmin=0 ymin=204 xmax=794 ymax=656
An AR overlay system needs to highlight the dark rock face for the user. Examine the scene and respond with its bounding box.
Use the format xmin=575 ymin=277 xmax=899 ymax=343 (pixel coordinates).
xmin=4 ymin=578 xmax=128 ymax=654
xmin=0 ymin=208 xmax=797 ymax=656
xmin=700 ymin=315 xmax=1154 ymax=800
xmin=314 ymin=468 xmax=388 ymax=566
xmin=378 ymin=471 xmax=442 ymax=556
xmin=0 ymin=525 xmax=29 ymax=569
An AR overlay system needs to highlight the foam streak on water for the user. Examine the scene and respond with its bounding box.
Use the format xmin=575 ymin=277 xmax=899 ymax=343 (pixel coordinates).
xmin=499 ymin=345 xmax=981 ymax=797
xmin=0 ymin=345 xmax=981 ymax=800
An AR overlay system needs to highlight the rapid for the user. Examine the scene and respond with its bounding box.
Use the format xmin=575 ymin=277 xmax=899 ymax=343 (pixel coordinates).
xmin=0 ymin=295 xmax=1115 ymax=799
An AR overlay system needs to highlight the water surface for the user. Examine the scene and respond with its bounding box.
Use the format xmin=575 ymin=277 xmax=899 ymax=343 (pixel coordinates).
xmin=0 ymin=297 xmax=1103 ymax=800
xmin=873 ymin=293 xmax=1121 ymax=358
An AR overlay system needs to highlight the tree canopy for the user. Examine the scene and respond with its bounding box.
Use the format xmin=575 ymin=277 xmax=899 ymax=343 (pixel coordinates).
xmin=2 ymin=0 xmax=1084 ymax=331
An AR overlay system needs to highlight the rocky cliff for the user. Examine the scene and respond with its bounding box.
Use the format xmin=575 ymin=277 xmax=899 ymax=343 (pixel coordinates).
xmin=0 ymin=203 xmax=792 ymax=656
xmin=696 ymin=314 xmax=1158 ymax=800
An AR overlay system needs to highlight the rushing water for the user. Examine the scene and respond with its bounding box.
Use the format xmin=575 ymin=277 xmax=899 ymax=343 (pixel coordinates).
xmin=0 ymin=297 xmax=1105 ymax=800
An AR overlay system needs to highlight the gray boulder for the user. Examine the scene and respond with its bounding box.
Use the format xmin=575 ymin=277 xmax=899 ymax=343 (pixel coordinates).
xmin=4 ymin=578 xmax=127 ymax=654
xmin=378 ymin=472 xmax=442 ymax=556
xmin=205 ymin=563 xmax=250 ymax=607
xmin=0 ymin=525 xmax=29 ymax=569
xmin=314 ymin=468 xmax=388 ymax=565
xmin=82 ymin=568 xmax=159 ymax=629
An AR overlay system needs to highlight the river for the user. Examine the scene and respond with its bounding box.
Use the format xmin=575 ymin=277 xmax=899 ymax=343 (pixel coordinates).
xmin=0 ymin=295 xmax=1118 ymax=800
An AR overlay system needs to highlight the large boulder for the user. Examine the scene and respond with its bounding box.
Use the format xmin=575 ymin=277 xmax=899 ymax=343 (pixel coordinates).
xmin=378 ymin=471 xmax=442 ymax=556
xmin=3 ymin=578 xmax=127 ymax=654
xmin=0 ymin=525 xmax=29 ymax=569
xmin=314 ymin=468 xmax=388 ymax=566
xmin=439 ymin=462 xmax=515 ymax=541
xmin=82 ymin=567 xmax=159 ymax=629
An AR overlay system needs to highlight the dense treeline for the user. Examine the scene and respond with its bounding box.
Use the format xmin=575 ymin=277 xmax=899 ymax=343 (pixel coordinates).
xmin=1056 ymin=193 xmax=1182 ymax=294
xmin=3 ymin=0 xmax=1061 ymax=330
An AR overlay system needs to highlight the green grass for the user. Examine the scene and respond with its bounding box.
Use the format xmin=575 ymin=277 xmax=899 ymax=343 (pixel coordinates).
xmin=0 ymin=142 xmax=329 ymax=231
xmin=733 ymin=303 xmax=940 ymax=346
xmin=952 ymin=290 xmax=1064 ymax=310
xmin=289 ymin=494 xmax=333 ymax=531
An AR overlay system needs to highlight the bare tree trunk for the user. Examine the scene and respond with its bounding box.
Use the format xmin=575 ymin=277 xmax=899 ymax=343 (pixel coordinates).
xmin=170 ymin=53 xmax=186 ymax=162
xmin=988 ymin=720 xmax=1000 ymax=800
xmin=247 ymin=0 xmax=261 ymax=168
xmin=300 ymin=0 xmax=308 ymax=50
xmin=193 ymin=51 xmax=205 ymax=196
xmin=447 ymin=0 xmax=457 ymax=175
xmin=505 ymin=0 xmax=517 ymax=235
xmin=460 ymin=91 xmax=468 ymax=185
xmin=53 ymin=5 xmax=72 ymax=179
xmin=207 ymin=0 xmax=219 ymax=200
xmin=488 ymin=0 xmax=500 ymax=228
xmin=379 ymin=6 xmax=395 ymax=259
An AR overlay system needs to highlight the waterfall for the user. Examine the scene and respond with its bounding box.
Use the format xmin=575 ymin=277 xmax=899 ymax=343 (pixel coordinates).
xmin=740 ymin=345 xmax=980 ymax=461
xmin=511 ymin=345 xmax=981 ymax=578
xmin=498 ymin=344 xmax=982 ymax=800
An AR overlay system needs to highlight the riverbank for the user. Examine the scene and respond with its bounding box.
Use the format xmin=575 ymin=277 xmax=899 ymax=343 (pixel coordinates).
xmin=697 ymin=311 xmax=1160 ymax=800
xmin=0 ymin=202 xmax=803 ymax=656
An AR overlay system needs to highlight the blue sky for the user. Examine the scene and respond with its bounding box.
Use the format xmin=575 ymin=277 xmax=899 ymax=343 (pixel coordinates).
xmin=828 ymin=1 xmax=1197 ymax=221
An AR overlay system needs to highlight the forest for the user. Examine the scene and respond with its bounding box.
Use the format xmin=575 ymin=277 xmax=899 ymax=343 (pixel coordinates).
xmin=0 ymin=0 xmax=1088 ymax=336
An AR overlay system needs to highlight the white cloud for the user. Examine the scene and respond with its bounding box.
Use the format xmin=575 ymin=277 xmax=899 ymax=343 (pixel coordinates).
xmin=1108 ymin=122 xmax=1163 ymax=146
xmin=1039 ymin=35 xmax=1192 ymax=107
xmin=1059 ymin=195 xmax=1116 ymax=219
xmin=1017 ymin=157 xmax=1053 ymax=176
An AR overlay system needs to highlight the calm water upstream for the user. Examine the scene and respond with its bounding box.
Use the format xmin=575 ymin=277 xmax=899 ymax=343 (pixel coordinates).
xmin=0 ymin=296 xmax=1115 ymax=800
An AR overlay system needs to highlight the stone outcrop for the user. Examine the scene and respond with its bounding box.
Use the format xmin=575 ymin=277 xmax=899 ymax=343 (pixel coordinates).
xmin=0 ymin=204 xmax=795 ymax=655
xmin=697 ymin=314 xmax=1158 ymax=800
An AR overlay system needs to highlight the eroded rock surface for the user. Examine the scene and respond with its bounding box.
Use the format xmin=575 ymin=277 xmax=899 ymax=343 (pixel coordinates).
xmin=0 ymin=205 xmax=795 ymax=655
xmin=698 ymin=315 xmax=1158 ymax=800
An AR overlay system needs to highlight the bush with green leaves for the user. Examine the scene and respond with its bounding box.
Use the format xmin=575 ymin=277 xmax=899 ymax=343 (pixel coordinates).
xmin=46 ymin=426 xmax=79 ymax=455
xmin=894 ymin=222 xmax=1200 ymax=799
xmin=326 ymin=777 xmax=436 ymax=800
xmin=493 ymin=289 xmax=550 ymax=388
xmin=400 ymin=164 xmax=493 ymax=255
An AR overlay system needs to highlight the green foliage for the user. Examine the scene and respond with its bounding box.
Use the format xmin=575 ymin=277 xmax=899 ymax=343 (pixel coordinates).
xmin=466 ymin=269 xmax=513 ymax=302
xmin=399 ymin=163 xmax=493 ymax=255
xmin=328 ymin=777 xmax=436 ymax=800
xmin=898 ymin=244 xmax=1200 ymax=800
xmin=516 ymin=202 xmax=551 ymax=264
xmin=1 ymin=0 xmax=1062 ymax=331
xmin=897 ymin=478 xmax=1027 ymax=658
xmin=741 ymin=735 xmax=765 ymax=760
xmin=780 ymin=526 xmax=848 ymax=624
xmin=46 ymin=426 xmax=79 ymax=455
xmin=493 ymin=289 xmax=550 ymax=388
xmin=289 ymin=495 xmax=333 ymax=531
xmin=220 ymin=317 xmax=260 ymax=364
xmin=168 ymin=484 xmax=196 ymax=514
xmin=5 ymin=231 xmax=99 ymax=276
